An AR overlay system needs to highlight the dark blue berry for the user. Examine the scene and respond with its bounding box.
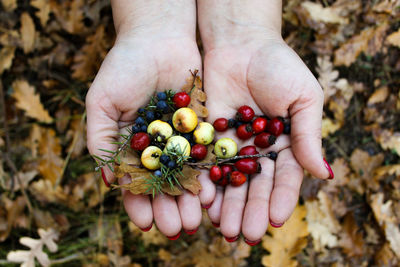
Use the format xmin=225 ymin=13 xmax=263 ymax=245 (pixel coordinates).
xmin=167 ymin=160 xmax=177 ymax=169
xmin=157 ymin=101 xmax=169 ymax=113
xmin=154 ymin=170 xmax=162 ymax=177
xmin=181 ymin=133 xmax=193 ymax=142
xmin=140 ymin=125 xmax=148 ymax=132
xmin=155 ymin=112 xmax=163 ymax=119
xmin=138 ymin=108 xmax=146 ymax=114
xmin=157 ymin=92 xmax=167 ymax=100
xmin=228 ymin=119 xmax=237 ymax=128
xmin=160 ymin=154 xmax=170 ymax=165
xmin=269 ymin=151 xmax=278 ymax=161
xmin=283 ymin=122 xmax=291 ymax=134
xmin=145 ymin=111 xmax=155 ymax=121
xmin=131 ymin=124 xmax=141 ymax=133
xmin=167 ymin=119 xmax=173 ymax=127
xmin=135 ymin=117 xmax=145 ymax=125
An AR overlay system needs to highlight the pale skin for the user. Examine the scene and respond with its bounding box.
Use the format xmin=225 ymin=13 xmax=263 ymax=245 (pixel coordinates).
xmin=86 ymin=0 xmax=332 ymax=242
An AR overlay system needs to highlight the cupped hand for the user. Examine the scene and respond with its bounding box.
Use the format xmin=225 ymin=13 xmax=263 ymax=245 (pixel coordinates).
xmin=198 ymin=37 xmax=331 ymax=243
xmin=86 ymin=31 xmax=203 ymax=238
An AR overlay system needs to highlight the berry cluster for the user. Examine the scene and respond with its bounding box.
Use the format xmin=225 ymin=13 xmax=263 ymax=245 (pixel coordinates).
xmin=208 ymin=105 xmax=289 ymax=187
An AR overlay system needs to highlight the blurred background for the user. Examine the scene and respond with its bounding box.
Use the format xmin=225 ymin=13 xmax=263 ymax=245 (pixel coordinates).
xmin=0 ymin=0 xmax=399 ymax=266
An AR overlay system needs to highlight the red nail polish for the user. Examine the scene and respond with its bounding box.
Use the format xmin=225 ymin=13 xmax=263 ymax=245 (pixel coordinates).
xmin=212 ymin=222 xmax=220 ymax=228
xmin=167 ymin=232 xmax=181 ymax=240
xmin=201 ymin=203 xmax=212 ymax=209
xmin=323 ymin=158 xmax=334 ymax=179
xmin=140 ymin=224 xmax=152 ymax=232
xmin=101 ymin=168 xmax=110 ymax=187
xmin=224 ymin=235 xmax=239 ymax=242
xmin=244 ymin=238 xmax=261 ymax=246
xmin=184 ymin=228 xmax=198 ymax=235
xmin=270 ymin=221 xmax=284 ymax=228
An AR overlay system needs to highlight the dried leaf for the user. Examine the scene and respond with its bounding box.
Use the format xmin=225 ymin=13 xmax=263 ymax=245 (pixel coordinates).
xmin=72 ymin=25 xmax=110 ymax=81
xmin=1 ymin=0 xmax=17 ymax=11
xmin=177 ymin=166 xmax=202 ymax=195
xmin=7 ymin=228 xmax=59 ymax=267
xmin=262 ymin=205 xmax=309 ymax=267
xmin=301 ymin=1 xmax=348 ymax=25
xmin=66 ymin=116 xmax=86 ymax=158
xmin=20 ymin=12 xmax=36 ymax=54
xmin=119 ymin=178 xmax=152 ymax=195
xmin=182 ymin=71 xmax=208 ymax=118
xmin=128 ymin=222 xmax=167 ymax=247
xmin=30 ymin=179 xmax=68 ymax=204
xmin=0 ymin=46 xmax=15 ymax=74
xmin=338 ymin=213 xmax=365 ymax=257
xmin=368 ymin=86 xmax=389 ymax=105
xmin=12 ymin=80 xmax=53 ymax=123
xmin=31 ymin=0 xmax=50 ymax=27
xmin=317 ymin=56 xmax=340 ymax=103
xmin=161 ymin=183 xmax=183 ymax=196
xmin=322 ymin=117 xmax=342 ymax=138
xmin=0 ymin=196 xmax=27 ymax=242
xmin=38 ymin=128 xmax=64 ymax=185
xmin=373 ymin=128 xmax=400 ymax=156
xmin=350 ymin=148 xmax=385 ymax=180
xmin=50 ymin=0 xmax=84 ymax=34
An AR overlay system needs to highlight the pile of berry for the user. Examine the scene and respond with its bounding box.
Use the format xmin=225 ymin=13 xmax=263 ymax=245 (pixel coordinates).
xmin=208 ymin=105 xmax=290 ymax=187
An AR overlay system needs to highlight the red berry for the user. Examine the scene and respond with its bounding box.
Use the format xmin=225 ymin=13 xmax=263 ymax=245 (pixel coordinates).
xmin=252 ymin=117 xmax=268 ymax=134
xmin=213 ymin=118 xmax=229 ymax=132
xmin=266 ymin=117 xmax=284 ymax=136
xmin=234 ymin=159 xmax=261 ymax=174
xmin=254 ymin=132 xmax=276 ymax=148
xmin=191 ymin=144 xmax=207 ymax=160
xmin=209 ymin=166 xmax=222 ymax=182
xmin=230 ymin=171 xmax=247 ymax=186
xmin=130 ymin=132 xmax=151 ymax=151
xmin=236 ymin=105 xmax=255 ymax=122
xmin=217 ymin=176 xmax=229 ymax=186
xmin=173 ymin=92 xmax=191 ymax=108
xmin=221 ymin=164 xmax=234 ymax=180
xmin=236 ymin=124 xmax=253 ymax=140
xmin=239 ymin=145 xmax=259 ymax=156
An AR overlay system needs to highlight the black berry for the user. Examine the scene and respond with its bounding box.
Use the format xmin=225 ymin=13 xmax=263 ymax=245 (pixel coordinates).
xmin=145 ymin=111 xmax=155 ymax=121
xmin=132 ymin=124 xmax=141 ymax=133
xmin=140 ymin=125 xmax=148 ymax=132
xmin=157 ymin=92 xmax=167 ymax=100
xmin=228 ymin=119 xmax=237 ymax=128
xmin=135 ymin=117 xmax=145 ymax=125
xmin=157 ymin=100 xmax=169 ymax=113
xmin=269 ymin=151 xmax=278 ymax=161
xmin=167 ymin=160 xmax=177 ymax=169
xmin=160 ymin=154 xmax=170 ymax=165
xmin=154 ymin=170 xmax=162 ymax=177
xmin=283 ymin=122 xmax=291 ymax=134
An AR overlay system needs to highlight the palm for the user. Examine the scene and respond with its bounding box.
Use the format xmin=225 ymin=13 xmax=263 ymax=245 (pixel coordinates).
xmin=202 ymin=40 xmax=322 ymax=241
xmin=86 ymin=37 xmax=203 ymax=237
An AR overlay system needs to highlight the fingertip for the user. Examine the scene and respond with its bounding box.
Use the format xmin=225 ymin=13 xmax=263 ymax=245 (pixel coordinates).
xmin=198 ymin=170 xmax=216 ymax=206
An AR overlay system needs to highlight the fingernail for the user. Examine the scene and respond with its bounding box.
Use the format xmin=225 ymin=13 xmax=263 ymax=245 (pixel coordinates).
xmin=270 ymin=221 xmax=284 ymax=228
xmin=244 ymin=238 xmax=261 ymax=246
xmin=184 ymin=228 xmax=198 ymax=235
xmin=101 ymin=168 xmax=110 ymax=187
xmin=212 ymin=222 xmax=220 ymax=228
xmin=167 ymin=232 xmax=181 ymax=240
xmin=224 ymin=235 xmax=239 ymax=242
xmin=323 ymin=158 xmax=334 ymax=179
xmin=140 ymin=224 xmax=152 ymax=232
xmin=201 ymin=203 xmax=212 ymax=209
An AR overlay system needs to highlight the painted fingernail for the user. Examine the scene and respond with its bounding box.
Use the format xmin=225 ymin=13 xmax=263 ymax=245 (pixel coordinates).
xmin=167 ymin=232 xmax=181 ymax=240
xmin=201 ymin=203 xmax=212 ymax=209
xmin=224 ymin=235 xmax=239 ymax=242
xmin=323 ymin=158 xmax=334 ymax=179
xmin=212 ymin=222 xmax=220 ymax=228
xmin=244 ymin=238 xmax=261 ymax=246
xmin=270 ymin=221 xmax=284 ymax=228
xmin=184 ymin=228 xmax=198 ymax=235
xmin=101 ymin=168 xmax=110 ymax=187
xmin=140 ymin=224 xmax=152 ymax=232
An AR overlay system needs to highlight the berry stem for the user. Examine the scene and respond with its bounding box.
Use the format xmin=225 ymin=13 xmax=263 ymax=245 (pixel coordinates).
xmin=185 ymin=152 xmax=278 ymax=167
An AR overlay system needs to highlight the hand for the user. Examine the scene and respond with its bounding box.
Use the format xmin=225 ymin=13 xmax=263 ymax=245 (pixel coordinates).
xmin=197 ymin=0 xmax=332 ymax=244
xmin=86 ymin=1 xmax=202 ymax=238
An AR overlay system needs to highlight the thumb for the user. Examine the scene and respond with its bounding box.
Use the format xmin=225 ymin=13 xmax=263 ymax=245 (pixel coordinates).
xmin=86 ymin=91 xmax=121 ymax=186
xmin=289 ymin=87 xmax=333 ymax=179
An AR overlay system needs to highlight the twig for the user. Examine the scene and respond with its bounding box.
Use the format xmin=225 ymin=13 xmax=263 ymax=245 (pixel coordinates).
xmin=186 ymin=152 xmax=277 ymax=167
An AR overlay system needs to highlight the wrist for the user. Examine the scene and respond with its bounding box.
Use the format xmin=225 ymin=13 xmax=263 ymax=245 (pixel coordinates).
xmin=112 ymin=0 xmax=197 ymax=43
xmin=198 ymin=0 xmax=282 ymax=52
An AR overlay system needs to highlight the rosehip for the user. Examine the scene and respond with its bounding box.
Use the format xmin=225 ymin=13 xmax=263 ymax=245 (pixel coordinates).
xmin=221 ymin=164 xmax=233 ymax=179
xmin=209 ymin=166 xmax=222 ymax=182
xmin=213 ymin=118 xmax=229 ymax=132
xmin=230 ymin=171 xmax=247 ymax=186
xmin=236 ymin=105 xmax=255 ymax=122
xmin=130 ymin=132 xmax=151 ymax=151
xmin=252 ymin=117 xmax=268 ymax=134
xmin=234 ymin=159 xmax=261 ymax=174
xmin=239 ymin=145 xmax=259 ymax=156
xmin=173 ymin=92 xmax=191 ymax=108
xmin=254 ymin=132 xmax=276 ymax=148
xmin=236 ymin=124 xmax=253 ymax=140
xmin=191 ymin=144 xmax=207 ymax=160
xmin=266 ymin=117 xmax=284 ymax=136
xmin=217 ymin=176 xmax=230 ymax=186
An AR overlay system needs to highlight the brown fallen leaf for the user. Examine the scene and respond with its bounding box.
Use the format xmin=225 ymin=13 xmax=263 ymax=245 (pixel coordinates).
xmin=0 ymin=196 xmax=27 ymax=242
xmin=0 ymin=46 xmax=15 ymax=75
xmin=182 ymin=71 xmax=208 ymax=118
xmin=387 ymin=29 xmax=400 ymax=48
xmin=372 ymin=128 xmax=400 ymax=157
xmin=12 ymin=80 xmax=53 ymax=123
xmin=20 ymin=12 xmax=36 ymax=54
xmin=1 ymin=0 xmax=17 ymax=11
xmin=338 ymin=212 xmax=365 ymax=257
xmin=129 ymin=222 xmax=168 ymax=247
xmin=177 ymin=166 xmax=202 ymax=195
xmin=66 ymin=115 xmax=86 ymax=158
xmin=262 ymin=205 xmax=309 ymax=267
xmin=31 ymin=0 xmax=50 ymax=27
xmin=50 ymin=0 xmax=85 ymax=34
xmin=161 ymin=183 xmax=183 ymax=196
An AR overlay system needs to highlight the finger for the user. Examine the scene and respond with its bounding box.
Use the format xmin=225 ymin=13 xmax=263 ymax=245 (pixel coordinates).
xmin=120 ymin=176 xmax=154 ymax=230
xmin=269 ymin=148 xmax=303 ymax=225
xmin=290 ymin=87 xmax=331 ymax=179
xmin=197 ymin=170 xmax=216 ymax=207
xmin=241 ymin=157 xmax=275 ymax=241
xmin=207 ymin=186 xmax=224 ymax=224
xmin=152 ymin=194 xmax=182 ymax=237
xmin=220 ymin=181 xmax=249 ymax=240
xmin=177 ymin=191 xmax=201 ymax=233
